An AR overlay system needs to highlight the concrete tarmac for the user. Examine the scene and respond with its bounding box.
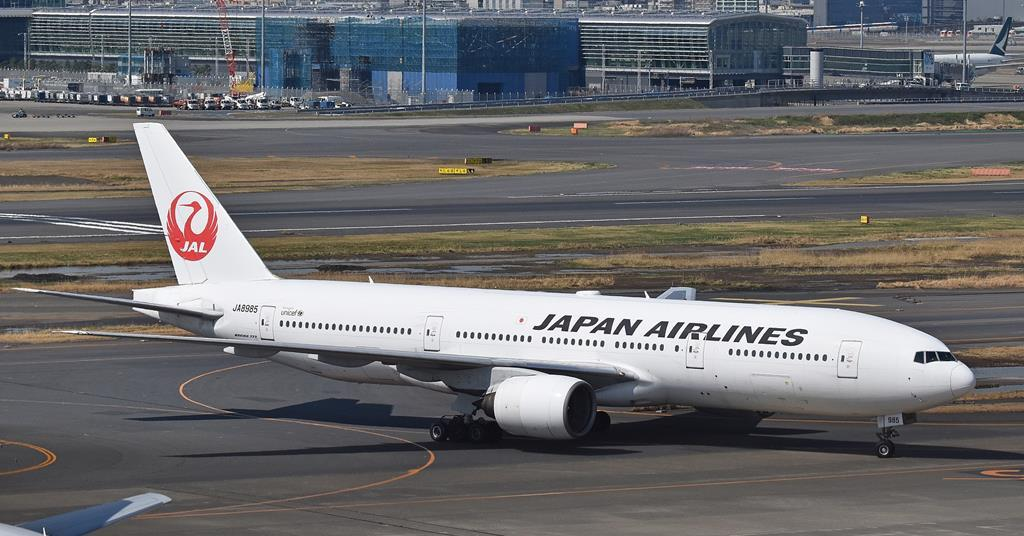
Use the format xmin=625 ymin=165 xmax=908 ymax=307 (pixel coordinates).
xmin=0 ymin=341 xmax=1022 ymax=535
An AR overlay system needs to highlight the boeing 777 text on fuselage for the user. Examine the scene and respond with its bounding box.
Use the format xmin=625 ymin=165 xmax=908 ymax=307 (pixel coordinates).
xmin=17 ymin=123 xmax=975 ymax=458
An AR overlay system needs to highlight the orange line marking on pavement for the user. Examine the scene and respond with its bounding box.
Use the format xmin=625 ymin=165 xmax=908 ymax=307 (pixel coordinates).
xmin=143 ymin=361 xmax=435 ymax=520
xmin=152 ymin=462 xmax=1014 ymax=520
xmin=0 ymin=439 xmax=57 ymax=477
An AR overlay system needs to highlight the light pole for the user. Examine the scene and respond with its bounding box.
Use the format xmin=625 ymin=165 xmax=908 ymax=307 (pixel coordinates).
xmin=962 ymin=0 xmax=968 ymax=84
xmin=18 ymin=32 xmax=27 ymax=70
xmin=260 ymin=0 xmax=265 ymax=90
xmin=127 ymin=0 xmax=132 ymax=87
xmin=859 ymin=1 xmax=865 ymax=49
xmin=420 ymin=0 xmax=426 ymax=104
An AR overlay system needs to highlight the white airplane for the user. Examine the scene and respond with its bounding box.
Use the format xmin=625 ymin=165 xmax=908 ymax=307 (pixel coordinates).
xmin=17 ymin=123 xmax=976 ymax=458
xmin=934 ymin=18 xmax=1014 ymax=73
xmin=1 ymin=493 xmax=170 ymax=535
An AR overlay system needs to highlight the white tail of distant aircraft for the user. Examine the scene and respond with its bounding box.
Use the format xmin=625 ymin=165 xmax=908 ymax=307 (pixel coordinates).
xmin=17 ymin=123 xmax=976 ymax=458
xmin=935 ymin=18 xmax=1014 ymax=74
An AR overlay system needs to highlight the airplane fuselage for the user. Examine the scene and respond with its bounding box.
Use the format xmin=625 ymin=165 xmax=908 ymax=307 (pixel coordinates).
xmin=136 ymin=279 xmax=972 ymax=418
xmin=934 ymin=52 xmax=1007 ymax=72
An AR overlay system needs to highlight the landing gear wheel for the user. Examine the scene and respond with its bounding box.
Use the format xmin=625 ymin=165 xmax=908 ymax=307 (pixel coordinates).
xmin=429 ymin=421 xmax=448 ymax=442
xmin=592 ymin=411 xmax=611 ymax=434
xmin=447 ymin=420 xmax=467 ymax=442
xmin=468 ymin=422 xmax=487 ymax=444
xmin=875 ymin=440 xmax=895 ymax=458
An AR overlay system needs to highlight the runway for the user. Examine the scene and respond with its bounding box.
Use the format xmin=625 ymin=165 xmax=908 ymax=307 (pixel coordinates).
xmin=6 ymin=126 xmax=1024 ymax=242
xmin=1 ymin=340 xmax=1022 ymax=535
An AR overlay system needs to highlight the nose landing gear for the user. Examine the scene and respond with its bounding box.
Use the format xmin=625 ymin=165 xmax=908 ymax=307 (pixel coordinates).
xmin=874 ymin=412 xmax=915 ymax=458
xmin=875 ymin=427 xmax=898 ymax=458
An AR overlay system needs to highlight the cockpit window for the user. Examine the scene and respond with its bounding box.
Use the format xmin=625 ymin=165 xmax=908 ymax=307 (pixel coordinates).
xmin=914 ymin=350 xmax=957 ymax=363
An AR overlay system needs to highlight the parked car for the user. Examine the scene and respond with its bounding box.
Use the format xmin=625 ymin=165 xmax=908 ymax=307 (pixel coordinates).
xmin=136 ymin=106 xmax=156 ymax=117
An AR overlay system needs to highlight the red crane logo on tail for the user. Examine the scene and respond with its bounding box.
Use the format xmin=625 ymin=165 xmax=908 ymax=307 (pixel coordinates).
xmin=166 ymin=191 xmax=218 ymax=261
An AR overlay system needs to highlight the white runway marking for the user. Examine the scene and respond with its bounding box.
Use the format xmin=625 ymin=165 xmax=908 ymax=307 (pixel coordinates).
xmin=507 ymin=181 xmax=1024 ymax=200
xmin=685 ymin=164 xmax=841 ymax=173
xmin=234 ymin=208 xmax=412 ymax=216
xmin=0 ymin=213 xmax=163 ymax=237
xmin=615 ymin=196 xmax=813 ymax=206
xmin=247 ymin=214 xmax=770 ymax=233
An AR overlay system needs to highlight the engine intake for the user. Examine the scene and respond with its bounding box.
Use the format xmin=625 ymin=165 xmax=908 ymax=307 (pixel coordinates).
xmin=480 ymin=375 xmax=596 ymax=440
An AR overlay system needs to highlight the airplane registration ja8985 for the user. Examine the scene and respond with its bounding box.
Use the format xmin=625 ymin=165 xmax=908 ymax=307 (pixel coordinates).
xmin=17 ymin=123 xmax=975 ymax=459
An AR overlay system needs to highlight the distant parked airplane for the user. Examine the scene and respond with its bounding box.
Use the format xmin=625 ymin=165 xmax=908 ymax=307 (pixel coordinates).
xmin=934 ymin=18 xmax=1014 ymax=73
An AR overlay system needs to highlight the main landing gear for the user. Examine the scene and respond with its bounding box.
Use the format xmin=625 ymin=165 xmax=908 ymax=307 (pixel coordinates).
xmin=427 ymin=410 xmax=612 ymax=444
xmin=429 ymin=415 xmax=502 ymax=444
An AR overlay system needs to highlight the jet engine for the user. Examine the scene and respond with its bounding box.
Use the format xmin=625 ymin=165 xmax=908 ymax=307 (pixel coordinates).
xmin=480 ymin=374 xmax=596 ymax=440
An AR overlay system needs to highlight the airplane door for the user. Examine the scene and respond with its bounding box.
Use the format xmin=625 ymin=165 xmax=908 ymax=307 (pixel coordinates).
xmin=259 ymin=306 xmax=276 ymax=341
xmin=685 ymin=333 xmax=705 ymax=369
xmin=837 ymin=340 xmax=861 ymax=379
xmin=423 ymin=315 xmax=444 ymax=352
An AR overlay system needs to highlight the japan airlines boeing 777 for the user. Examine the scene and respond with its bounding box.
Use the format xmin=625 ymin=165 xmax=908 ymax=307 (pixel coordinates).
xmin=17 ymin=123 xmax=976 ymax=458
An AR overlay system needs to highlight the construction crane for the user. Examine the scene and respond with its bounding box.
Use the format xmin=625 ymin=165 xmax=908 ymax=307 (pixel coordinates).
xmin=214 ymin=0 xmax=252 ymax=95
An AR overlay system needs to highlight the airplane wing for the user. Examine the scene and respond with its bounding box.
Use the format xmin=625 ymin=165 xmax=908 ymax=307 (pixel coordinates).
xmin=13 ymin=288 xmax=223 ymax=320
xmin=6 ymin=493 xmax=170 ymax=536
xmin=61 ymin=330 xmax=637 ymax=386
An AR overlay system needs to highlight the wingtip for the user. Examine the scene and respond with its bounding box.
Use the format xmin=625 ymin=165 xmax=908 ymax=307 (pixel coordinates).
xmin=11 ymin=287 xmax=39 ymax=293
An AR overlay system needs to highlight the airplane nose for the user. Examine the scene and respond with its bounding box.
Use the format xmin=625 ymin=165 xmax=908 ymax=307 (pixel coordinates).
xmin=950 ymin=363 xmax=975 ymax=399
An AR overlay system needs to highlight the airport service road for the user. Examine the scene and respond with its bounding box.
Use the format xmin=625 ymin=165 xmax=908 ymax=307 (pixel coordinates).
xmin=4 ymin=179 xmax=1024 ymax=243
xmin=0 ymin=341 xmax=1022 ymax=536
xmin=6 ymin=101 xmax=1024 ymax=134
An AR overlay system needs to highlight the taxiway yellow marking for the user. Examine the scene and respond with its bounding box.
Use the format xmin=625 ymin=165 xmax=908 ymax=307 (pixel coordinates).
xmin=712 ymin=297 xmax=882 ymax=308
xmin=944 ymin=468 xmax=1024 ymax=481
xmin=144 ymin=361 xmax=436 ymax=520
xmin=0 ymin=439 xmax=56 ymax=477
xmin=149 ymin=462 xmax=1015 ymax=519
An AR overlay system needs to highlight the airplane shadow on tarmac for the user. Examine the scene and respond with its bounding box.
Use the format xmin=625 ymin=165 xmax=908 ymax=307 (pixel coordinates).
xmin=143 ymin=398 xmax=1024 ymax=460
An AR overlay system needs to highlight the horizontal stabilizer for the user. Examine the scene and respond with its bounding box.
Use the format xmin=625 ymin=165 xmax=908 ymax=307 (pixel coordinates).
xmin=17 ymin=492 xmax=170 ymax=536
xmin=13 ymin=288 xmax=222 ymax=320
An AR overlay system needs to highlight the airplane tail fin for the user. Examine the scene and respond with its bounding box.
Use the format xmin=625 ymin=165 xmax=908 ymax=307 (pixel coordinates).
xmin=990 ymin=17 xmax=1013 ymax=56
xmin=134 ymin=123 xmax=275 ymax=285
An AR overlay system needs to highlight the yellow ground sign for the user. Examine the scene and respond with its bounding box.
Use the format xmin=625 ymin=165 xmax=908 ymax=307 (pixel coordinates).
xmin=438 ymin=167 xmax=475 ymax=175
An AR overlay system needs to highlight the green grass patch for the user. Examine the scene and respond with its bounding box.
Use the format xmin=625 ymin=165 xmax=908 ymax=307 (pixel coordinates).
xmin=508 ymin=110 xmax=1024 ymax=137
xmin=791 ymin=162 xmax=1024 ymax=187
xmin=5 ymin=216 xmax=1024 ymax=271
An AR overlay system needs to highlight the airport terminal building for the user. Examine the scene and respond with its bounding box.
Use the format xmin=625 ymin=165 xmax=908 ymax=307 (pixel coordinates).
xmin=12 ymin=9 xmax=807 ymax=99
xmin=580 ymin=13 xmax=807 ymax=90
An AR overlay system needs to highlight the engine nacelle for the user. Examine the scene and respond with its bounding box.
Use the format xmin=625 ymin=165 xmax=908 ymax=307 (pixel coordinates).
xmin=481 ymin=375 xmax=596 ymax=440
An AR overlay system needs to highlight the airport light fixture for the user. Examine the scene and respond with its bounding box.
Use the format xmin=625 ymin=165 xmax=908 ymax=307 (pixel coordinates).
xmin=962 ymin=0 xmax=968 ymax=84
xmin=18 ymin=32 xmax=28 ymax=70
xmin=858 ymin=1 xmax=865 ymax=49
xmin=421 ymin=0 xmax=426 ymax=104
